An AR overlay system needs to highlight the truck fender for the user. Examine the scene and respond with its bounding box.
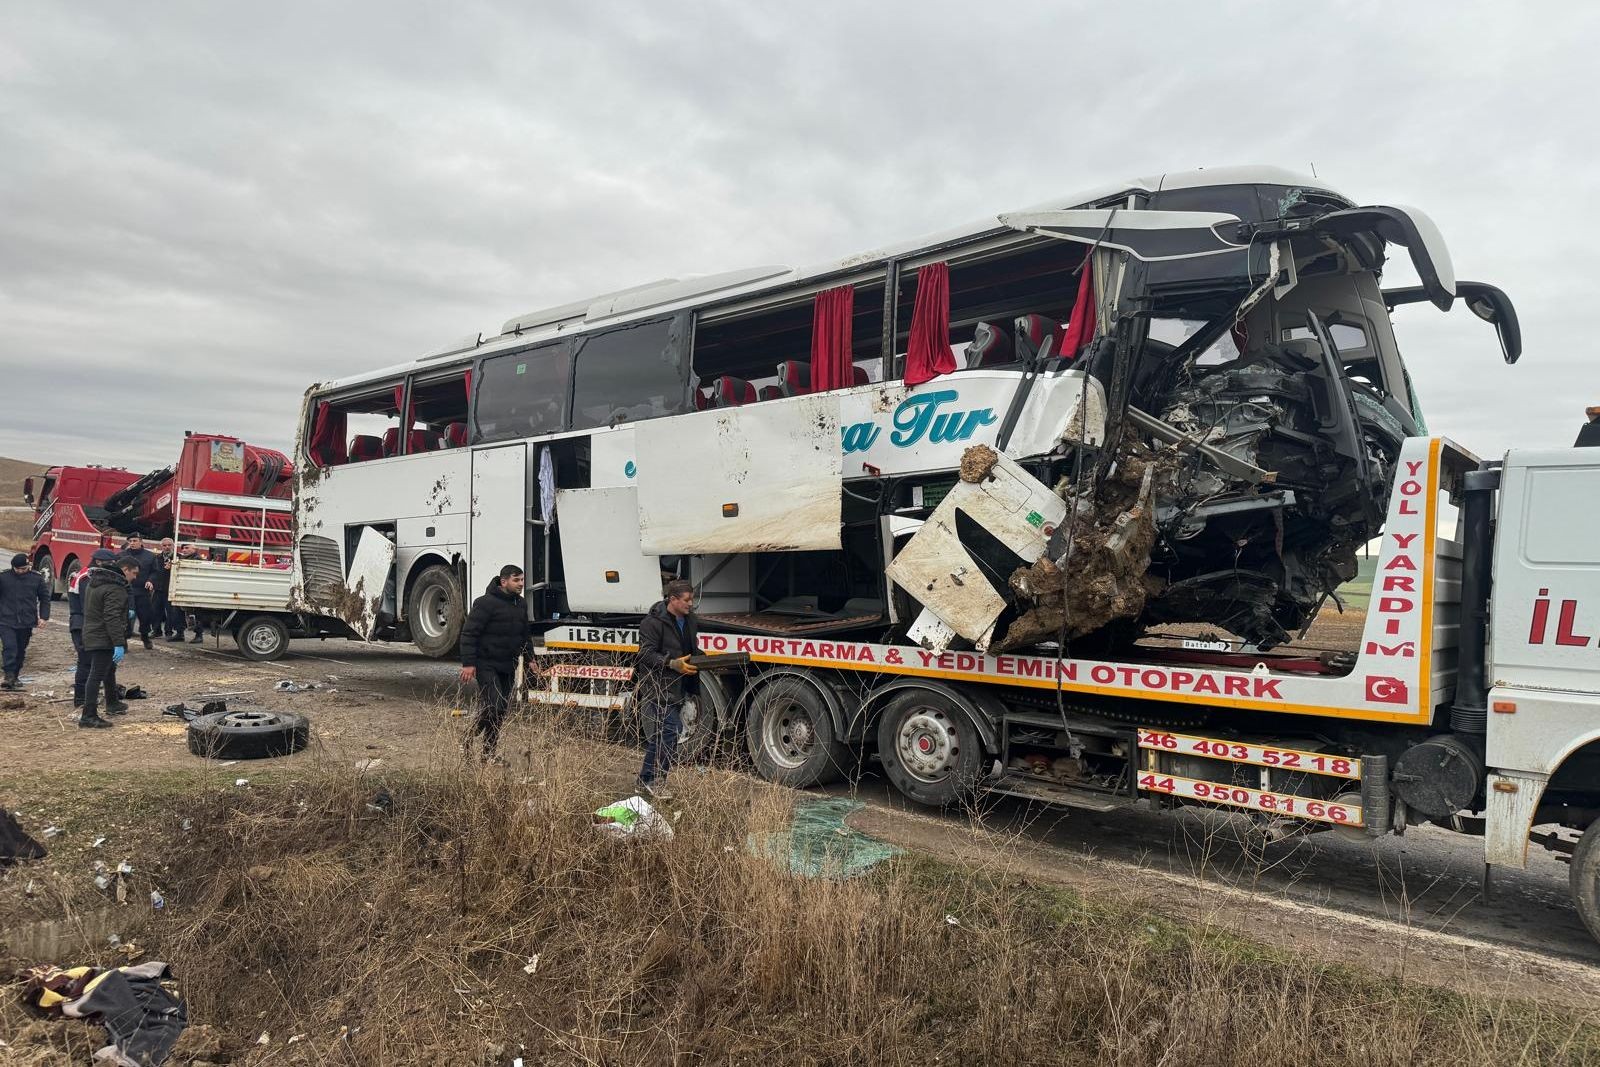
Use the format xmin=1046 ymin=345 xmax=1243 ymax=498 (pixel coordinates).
xmin=852 ymin=678 xmax=1002 ymax=755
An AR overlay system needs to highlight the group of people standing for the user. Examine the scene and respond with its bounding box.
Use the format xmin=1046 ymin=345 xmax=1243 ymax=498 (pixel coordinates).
xmin=0 ymin=534 xmax=212 ymax=728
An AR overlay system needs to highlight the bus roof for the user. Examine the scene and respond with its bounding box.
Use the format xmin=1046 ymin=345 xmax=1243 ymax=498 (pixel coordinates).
xmin=310 ymin=166 xmax=1344 ymax=397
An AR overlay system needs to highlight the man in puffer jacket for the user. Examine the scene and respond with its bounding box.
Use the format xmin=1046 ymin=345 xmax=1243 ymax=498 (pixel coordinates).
xmin=68 ymin=549 xmax=120 ymax=708
xmin=458 ymin=564 xmax=530 ymax=761
xmin=632 ymin=579 xmax=703 ymax=800
xmin=80 ymin=556 xmax=141 ymax=728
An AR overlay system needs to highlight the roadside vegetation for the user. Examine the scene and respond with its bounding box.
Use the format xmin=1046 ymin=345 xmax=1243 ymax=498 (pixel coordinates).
xmin=3 ymin=724 xmax=1598 ymax=1065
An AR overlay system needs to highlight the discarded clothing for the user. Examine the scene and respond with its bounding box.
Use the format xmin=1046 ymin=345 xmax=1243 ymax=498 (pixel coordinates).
xmin=1 ymin=807 xmax=47 ymax=867
xmin=22 ymin=961 xmax=188 ymax=1066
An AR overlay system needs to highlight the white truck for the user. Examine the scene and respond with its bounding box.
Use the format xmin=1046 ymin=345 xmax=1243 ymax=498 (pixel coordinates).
xmin=176 ymin=166 xmax=1600 ymax=940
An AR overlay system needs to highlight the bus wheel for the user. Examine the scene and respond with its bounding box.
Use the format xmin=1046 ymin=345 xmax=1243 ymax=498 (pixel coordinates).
xmin=1570 ymin=815 xmax=1600 ymax=943
xmin=407 ymin=565 xmax=464 ymax=658
xmin=236 ymin=615 xmax=290 ymax=662
xmin=876 ymin=689 xmax=984 ymax=809
xmin=745 ymin=676 xmax=851 ymax=788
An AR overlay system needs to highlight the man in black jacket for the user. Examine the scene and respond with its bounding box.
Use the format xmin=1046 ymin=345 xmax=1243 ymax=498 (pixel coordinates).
xmin=0 ymin=553 xmax=51 ymax=689
xmin=633 ymin=579 xmax=703 ymax=800
xmin=458 ymin=564 xmax=530 ymax=761
xmin=120 ymin=534 xmax=160 ymax=650
xmin=80 ymin=556 xmax=140 ymax=728
xmin=68 ymin=549 xmax=119 ymax=707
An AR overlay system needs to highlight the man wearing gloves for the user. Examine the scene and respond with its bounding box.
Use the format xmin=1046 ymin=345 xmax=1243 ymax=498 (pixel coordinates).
xmin=458 ymin=564 xmax=531 ymax=762
xmin=79 ymin=555 xmax=140 ymax=728
xmin=0 ymin=553 xmax=51 ymax=690
xmin=632 ymin=579 xmax=704 ymax=801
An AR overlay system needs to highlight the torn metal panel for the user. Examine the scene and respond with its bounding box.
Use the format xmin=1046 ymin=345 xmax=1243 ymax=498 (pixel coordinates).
xmin=293 ymin=526 xmax=393 ymax=639
xmin=635 ymin=394 xmax=842 ymax=554
xmin=885 ymin=449 xmax=1067 ymax=650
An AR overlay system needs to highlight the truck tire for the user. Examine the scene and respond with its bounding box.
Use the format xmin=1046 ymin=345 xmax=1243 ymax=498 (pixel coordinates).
xmin=1571 ymin=816 xmax=1600 ymax=943
xmin=876 ymin=689 xmax=985 ymax=809
xmin=32 ymin=552 xmax=56 ymax=599
xmin=60 ymin=557 xmax=81 ymax=599
xmin=745 ymin=676 xmax=851 ymax=788
xmin=187 ymin=709 xmax=310 ymax=760
xmin=617 ymin=691 xmax=719 ymax=765
xmin=235 ymin=615 xmax=290 ymax=662
xmin=407 ymin=565 xmax=464 ymax=658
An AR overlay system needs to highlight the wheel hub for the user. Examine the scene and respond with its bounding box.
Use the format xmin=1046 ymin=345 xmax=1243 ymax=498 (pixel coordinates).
xmin=220 ymin=711 xmax=283 ymax=730
xmin=763 ymin=701 xmax=816 ymax=769
xmin=897 ymin=709 xmax=958 ymax=781
xmin=246 ymin=627 xmax=281 ymax=654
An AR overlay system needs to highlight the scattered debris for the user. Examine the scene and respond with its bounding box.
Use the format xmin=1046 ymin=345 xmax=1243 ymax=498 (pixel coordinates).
xmin=522 ymin=955 xmax=540 ymax=975
xmin=20 ymin=961 xmax=188 ymax=1066
xmin=354 ymin=757 xmax=383 ymax=772
xmin=1 ymin=808 xmax=48 ymax=866
xmin=957 ymin=443 xmax=999 ymax=483
xmin=593 ymin=796 xmax=674 ymax=839
xmin=92 ymin=836 xmax=106 ymax=848
xmin=150 ymin=889 xmax=165 ymax=910
xmin=366 ymin=789 xmax=393 ymax=814
xmin=42 ymin=825 xmax=63 ymax=838
xmin=273 ymin=679 xmax=319 ymax=693
xmin=234 ymin=779 xmax=249 ymax=788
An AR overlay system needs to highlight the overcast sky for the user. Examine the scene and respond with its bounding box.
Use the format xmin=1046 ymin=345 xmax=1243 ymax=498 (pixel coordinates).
xmin=0 ymin=1 xmax=1592 ymax=473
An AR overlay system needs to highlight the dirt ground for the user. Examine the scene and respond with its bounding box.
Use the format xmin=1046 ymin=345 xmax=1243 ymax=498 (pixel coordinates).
xmin=4 ymin=615 xmax=1598 ymax=1016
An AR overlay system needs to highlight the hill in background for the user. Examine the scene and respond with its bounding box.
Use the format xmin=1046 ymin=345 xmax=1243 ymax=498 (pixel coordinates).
xmin=0 ymin=454 xmax=48 ymax=552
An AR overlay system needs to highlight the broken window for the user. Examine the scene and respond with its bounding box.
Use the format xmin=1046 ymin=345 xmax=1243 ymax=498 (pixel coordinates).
xmin=570 ymin=313 xmax=690 ymax=430
xmin=473 ymin=342 xmax=570 ymax=443
xmin=406 ymin=372 xmax=470 ymax=450
xmin=692 ymin=279 xmax=885 ymax=402
xmin=305 ymin=387 xmax=403 ymax=466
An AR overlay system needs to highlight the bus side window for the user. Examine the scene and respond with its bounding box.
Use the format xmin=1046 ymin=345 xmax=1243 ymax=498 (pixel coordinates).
xmin=473 ymin=342 xmax=570 ymax=443
xmin=409 ymin=373 xmax=470 ymax=450
xmin=570 ymin=314 xmax=688 ymax=430
xmin=306 ymin=388 xmax=403 ymax=467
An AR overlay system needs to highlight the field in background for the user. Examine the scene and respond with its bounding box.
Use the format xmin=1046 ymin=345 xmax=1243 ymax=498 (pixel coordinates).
xmin=0 ymin=453 xmax=46 ymax=553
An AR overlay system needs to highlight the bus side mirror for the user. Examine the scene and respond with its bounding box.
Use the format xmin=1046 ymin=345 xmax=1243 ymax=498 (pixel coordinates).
xmin=1460 ymin=282 xmax=1522 ymax=365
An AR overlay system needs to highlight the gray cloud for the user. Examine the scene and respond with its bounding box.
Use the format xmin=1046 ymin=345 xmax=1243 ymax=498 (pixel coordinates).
xmin=1 ymin=0 xmax=1593 ymax=472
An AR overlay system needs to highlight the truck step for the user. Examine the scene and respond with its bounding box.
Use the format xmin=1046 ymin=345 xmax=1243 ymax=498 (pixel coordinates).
xmin=984 ymin=773 xmax=1128 ymax=812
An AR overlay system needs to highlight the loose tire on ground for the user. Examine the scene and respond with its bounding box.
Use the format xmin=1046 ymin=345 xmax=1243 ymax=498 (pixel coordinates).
xmin=407 ymin=564 xmax=464 ymax=658
xmin=186 ymin=709 xmax=310 ymax=760
xmin=744 ymin=675 xmax=852 ymax=788
xmin=1571 ymin=815 xmax=1600 ymax=943
xmin=875 ymin=689 xmax=986 ymax=808
xmin=235 ymin=615 xmax=290 ymax=662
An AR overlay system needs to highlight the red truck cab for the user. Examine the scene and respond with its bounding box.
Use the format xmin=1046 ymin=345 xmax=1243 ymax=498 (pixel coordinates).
xmin=23 ymin=465 xmax=141 ymax=596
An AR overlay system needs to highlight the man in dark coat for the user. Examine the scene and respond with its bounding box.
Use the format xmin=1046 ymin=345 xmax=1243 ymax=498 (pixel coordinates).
xmin=80 ymin=556 xmax=140 ymax=727
xmin=633 ymin=579 xmax=703 ymax=800
xmin=68 ymin=549 xmax=120 ymax=707
xmin=458 ymin=564 xmax=530 ymax=761
xmin=153 ymin=536 xmax=181 ymax=641
xmin=0 ymin=553 xmax=51 ymax=690
xmin=119 ymin=534 xmax=161 ymax=650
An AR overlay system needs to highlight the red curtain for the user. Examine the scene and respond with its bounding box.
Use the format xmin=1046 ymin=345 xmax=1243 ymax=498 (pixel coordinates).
xmin=903 ymin=262 xmax=954 ymax=387
xmin=1057 ymin=256 xmax=1097 ymax=362
xmin=810 ymin=285 xmax=855 ymax=391
xmin=308 ymin=402 xmax=347 ymax=467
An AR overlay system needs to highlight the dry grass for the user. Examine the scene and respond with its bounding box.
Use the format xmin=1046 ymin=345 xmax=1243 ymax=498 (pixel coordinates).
xmin=0 ymin=510 xmax=35 ymax=554
xmin=4 ymin=725 xmax=1599 ymax=1066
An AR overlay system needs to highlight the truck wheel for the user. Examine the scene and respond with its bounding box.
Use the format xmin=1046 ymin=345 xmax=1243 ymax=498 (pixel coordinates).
xmin=876 ymin=690 xmax=985 ymax=808
xmin=745 ymin=676 xmax=851 ymax=788
xmin=407 ymin=565 xmax=464 ymax=658
xmin=33 ymin=552 xmax=55 ymax=599
xmin=1570 ymin=815 xmax=1600 ymax=943
xmin=60 ymin=557 xmax=81 ymax=598
xmin=187 ymin=709 xmax=310 ymax=760
xmin=235 ymin=615 xmax=290 ymax=661
xmin=617 ymin=691 xmax=720 ymax=764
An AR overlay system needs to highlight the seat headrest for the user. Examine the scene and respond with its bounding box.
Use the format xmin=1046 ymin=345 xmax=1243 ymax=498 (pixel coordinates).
xmin=444 ymin=423 xmax=468 ymax=447
xmin=757 ymin=385 xmax=783 ymax=401
xmin=408 ymin=430 xmax=436 ymax=453
xmin=851 ymin=365 xmax=870 ymax=386
xmin=1014 ymin=314 xmax=1062 ymax=364
xmin=712 ymin=376 xmax=756 ymax=407
xmin=777 ymin=360 xmax=811 ymax=397
xmin=381 ymin=428 xmax=400 ymax=456
xmin=965 ymin=321 xmax=1015 ymax=368
xmin=350 ymin=435 xmax=384 ymax=461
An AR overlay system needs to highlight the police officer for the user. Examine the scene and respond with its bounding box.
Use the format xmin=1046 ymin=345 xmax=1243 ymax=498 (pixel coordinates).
xmin=0 ymin=553 xmax=50 ymax=689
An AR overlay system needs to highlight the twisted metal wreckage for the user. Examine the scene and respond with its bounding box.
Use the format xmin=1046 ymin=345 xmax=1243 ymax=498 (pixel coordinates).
xmin=887 ymin=187 xmax=1516 ymax=655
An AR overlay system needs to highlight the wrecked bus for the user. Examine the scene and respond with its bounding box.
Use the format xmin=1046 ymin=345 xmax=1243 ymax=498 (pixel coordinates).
xmin=257 ymin=165 xmax=1600 ymax=939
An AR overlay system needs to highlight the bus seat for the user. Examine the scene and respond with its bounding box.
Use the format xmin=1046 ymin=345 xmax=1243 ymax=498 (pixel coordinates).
xmin=693 ymin=388 xmax=711 ymax=411
xmin=408 ymin=430 xmax=437 ymax=453
xmin=350 ymin=435 xmax=383 ymax=462
xmin=712 ymin=376 xmax=757 ymax=407
xmin=965 ymin=321 xmax=1014 ymax=368
xmin=852 ymin=365 xmax=871 ymax=386
xmin=777 ymin=360 xmax=810 ymax=396
xmin=381 ymin=428 xmax=400 ymax=457
xmin=757 ymin=385 xmax=783 ymax=401
xmin=443 ymin=423 xmax=468 ymax=448
xmin=1014 ymin=314 xmax=1061 ymax=364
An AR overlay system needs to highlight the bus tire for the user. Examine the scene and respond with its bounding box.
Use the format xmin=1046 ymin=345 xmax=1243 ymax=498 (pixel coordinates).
xmin=745 ymin=676 xmax=851 ymax=788
xmin=235 ymin=615 xmax=290 ymax=662
xmin=407 ymin=564 xmax=464 ymax=658
xmin=1571 ymin=815 xmax=1600 ymax=943
xmin=876 ymin=689 xmax=985 ymax=809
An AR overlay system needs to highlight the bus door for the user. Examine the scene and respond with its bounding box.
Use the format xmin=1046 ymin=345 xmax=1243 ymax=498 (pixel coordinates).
xmin=470 ymin=444 xmax=529 ymax=600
